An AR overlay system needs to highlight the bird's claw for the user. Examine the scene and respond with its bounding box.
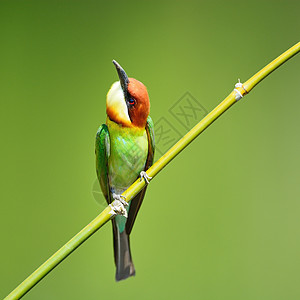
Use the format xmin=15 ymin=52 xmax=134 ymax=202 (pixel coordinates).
xmin=111 ymin=193 xmax=128 ymax=218
xmin=140 ymin=171 xmax=152 ymax=184
xmin=112 ymin=193 xmax=128 ymax=206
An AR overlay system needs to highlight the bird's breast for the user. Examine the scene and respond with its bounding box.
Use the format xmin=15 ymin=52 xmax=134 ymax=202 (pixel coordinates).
xmin=107 ymin=118 xmax=148 ymax=194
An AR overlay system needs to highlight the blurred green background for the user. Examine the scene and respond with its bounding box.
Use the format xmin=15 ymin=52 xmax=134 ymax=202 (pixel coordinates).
xmin=1 ymin=0 xmax=300 ymax=299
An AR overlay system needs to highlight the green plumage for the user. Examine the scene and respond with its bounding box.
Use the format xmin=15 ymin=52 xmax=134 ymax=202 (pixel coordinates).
xmin=95 ymin=116 xmax=155 ymax=280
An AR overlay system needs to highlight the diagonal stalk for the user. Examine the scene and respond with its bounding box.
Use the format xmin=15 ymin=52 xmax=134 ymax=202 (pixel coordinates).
xmin=5 ymin=41 xmax=300 ymax=300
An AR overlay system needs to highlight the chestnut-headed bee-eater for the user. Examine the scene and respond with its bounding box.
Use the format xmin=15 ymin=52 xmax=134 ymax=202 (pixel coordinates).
xmin=95 ymin=61 xmax=155 ymax=281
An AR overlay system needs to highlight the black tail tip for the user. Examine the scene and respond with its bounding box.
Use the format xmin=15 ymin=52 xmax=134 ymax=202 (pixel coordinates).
xmin=115 ymin=266 xmax=136 ymax=282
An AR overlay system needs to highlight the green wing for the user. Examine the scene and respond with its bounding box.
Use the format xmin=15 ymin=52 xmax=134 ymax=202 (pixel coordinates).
xmin=95 ymin=124 xmax=111 ymax=204
xmin=126 ymin=116 xmax=155 ymax=234
xmin=145 ymin=115 xmax=155 ymax=167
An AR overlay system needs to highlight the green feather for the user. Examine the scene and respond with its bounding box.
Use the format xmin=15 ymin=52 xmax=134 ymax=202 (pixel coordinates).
xmin=95 ymin=124 xmax=110 ymax=202
xmin=95 ymin=117 xmax=155 ymax=234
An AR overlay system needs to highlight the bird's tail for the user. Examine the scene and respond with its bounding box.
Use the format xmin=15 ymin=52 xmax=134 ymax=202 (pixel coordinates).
xmin=112 ymin=219 xmax=135 ymax=281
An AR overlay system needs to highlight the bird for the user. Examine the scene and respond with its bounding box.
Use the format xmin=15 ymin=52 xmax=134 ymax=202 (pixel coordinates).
xmin=95 ymin=60 xmax=155 ymax=281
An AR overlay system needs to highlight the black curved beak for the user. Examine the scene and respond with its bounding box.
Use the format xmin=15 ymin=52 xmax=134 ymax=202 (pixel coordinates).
xmin=112 ymin=60 xmax=129 ymax=94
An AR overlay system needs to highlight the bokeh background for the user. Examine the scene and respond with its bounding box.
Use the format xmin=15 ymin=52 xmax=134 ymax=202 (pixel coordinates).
xmin=1 ymin=1 xmax=300 ymax=299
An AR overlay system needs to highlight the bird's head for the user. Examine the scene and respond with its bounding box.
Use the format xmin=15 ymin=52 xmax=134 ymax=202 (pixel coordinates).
xmin=106 ymin=60 xmax=150 ymax=128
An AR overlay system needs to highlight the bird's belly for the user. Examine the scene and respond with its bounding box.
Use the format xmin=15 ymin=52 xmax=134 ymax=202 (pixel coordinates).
xmin=108 ymin=131 xmax=148 ymax=194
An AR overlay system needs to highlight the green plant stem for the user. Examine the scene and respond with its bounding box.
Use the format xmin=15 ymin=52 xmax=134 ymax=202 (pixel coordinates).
xmin=5 ymin=41 xmax=300 ymax=300
xmin=5 ymin=206 xmax=114 ymax=300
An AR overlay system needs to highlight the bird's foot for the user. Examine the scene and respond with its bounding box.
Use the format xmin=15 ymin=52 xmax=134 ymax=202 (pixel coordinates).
xmin=110 ymin=193 xmax=128 ymax=218
xmin=112 ymin=193 xmax=128 ymax=206
xmin=140 ymin=171 xmax=152 ymax=184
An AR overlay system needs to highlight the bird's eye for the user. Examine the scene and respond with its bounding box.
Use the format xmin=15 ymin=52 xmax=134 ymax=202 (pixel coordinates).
xmin=129 ymin=98 xmax=135 ymax=105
